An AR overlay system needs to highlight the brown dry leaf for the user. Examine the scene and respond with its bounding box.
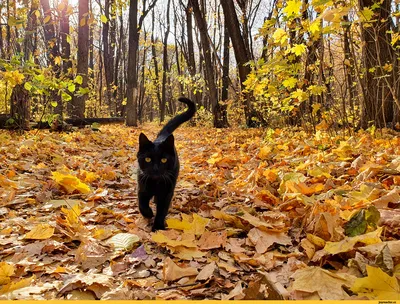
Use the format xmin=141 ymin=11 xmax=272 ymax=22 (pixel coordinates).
xmin=58 ymin=273 xmax=112 ymax=298
xmin=358 ymin=240 xmax=400 ymax=258
xmin=163 ymin=257 xmax=198 ymax=281
xmin=198 ymin=230 xmax=227 ymax=250
xmin=222 ymin=281 xmax=245 ymax=300
xmin=291 ymin=267 xmax=356 ymax=300
xmin=247 ymin=228 xmax=291 ymax=253
xmin=196 ymin=261 xmax=216 ymax=281
xmin=75 ymin=240 xmax=111 ymax=270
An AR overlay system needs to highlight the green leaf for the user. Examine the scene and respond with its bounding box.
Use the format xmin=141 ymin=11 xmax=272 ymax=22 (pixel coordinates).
xmin=50 ymin=101 xmax=58 ymax=108
xmin=24 ymin=82 xmax=32 ymax=91
xmin=365 ymin=205 xmax=380 ymax=228
xmin=344 ymin=209 xmax=367 ymax=237
xmin=68 ymin=83 xmax=76 ymax=93
xmin=74 ymin=75 xmax=83 ymax=84
xmin=78 ymin=87 xmax=90 ymax=95
xmin=100 ymin=15 xmax=108 ymax=23
xmin=91 ymin=122 xmax=101 ymax=131
xmin=61 ymin=91 xmax=72 ymax=101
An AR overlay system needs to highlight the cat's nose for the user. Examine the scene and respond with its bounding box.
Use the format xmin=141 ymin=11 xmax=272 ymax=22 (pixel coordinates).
xmin=153 ymin=165 xmax=159 ymax=171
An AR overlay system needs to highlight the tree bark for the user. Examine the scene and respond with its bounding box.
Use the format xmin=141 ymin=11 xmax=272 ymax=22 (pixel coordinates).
xmin=359 ymin=0 xmax=398 ymax=128
xmin=220 ymin=0 xmax=255 ymax=126
xmin=71 ymin=0 xmax=89 ymax=118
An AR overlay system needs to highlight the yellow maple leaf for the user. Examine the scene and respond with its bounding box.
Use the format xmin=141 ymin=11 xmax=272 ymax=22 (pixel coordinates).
xmin=52 ymin=171 xmax=91 ymax=194
xmin=0 ymin=262 xmax=15 ymax=285
xmin=324 ymin=227 xmax=382 ymax=254
xmin=282 ymin=77 xmax=297 ymax=89
xmin=283 ymin=0 xmax=302 ymax=18
xmin=61 ymin=204 xmax=83 ymax=230
xmin=0 ymin=275 xmax=35 ymax=295
xmin=292 ymin=267 xmax=355 ymax=299
xmin=272 ymin=28 xmax=288 ymax=45
xmin=351 ymin=265 xmax=400 ymax=299
xmin=290 ymin=43 xmax=307 ymax=56
xmin=166 ymin=214 xmax=209 ymax=236
xmin=151 ymin=231 xmax=197 ymax=248
xmin=24 ymin=223 xmax=54 ymax=240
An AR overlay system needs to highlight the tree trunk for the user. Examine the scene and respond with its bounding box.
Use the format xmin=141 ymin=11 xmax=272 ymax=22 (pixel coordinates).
xmin=41 ymin=0 xmax=63 ymax=116
xmin=220 ymin=0 xmax=255 ymax=126
xmin=359 ymin=0 xmax=398 ymax=128
xmin=151 ymin=9 xmax=162 ymax=117
xmin=125 ymin=0 xmax=139 ymax=126
xmin=191 ymin=0 xmax=228 ymax=128
xmin=103 ymin=0 xmax=116 ymax=116
xmin=161 ymin=0 xmax=172 ymax=122
xmin=71 ymin=0 xmax=89 ymax=118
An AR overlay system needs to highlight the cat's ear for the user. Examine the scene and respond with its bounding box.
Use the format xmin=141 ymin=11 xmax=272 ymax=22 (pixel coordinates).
xmin=139 ymin=133 xmax=152 ymax=147
xmin=163 ymin=134 xmax=174 ymax=150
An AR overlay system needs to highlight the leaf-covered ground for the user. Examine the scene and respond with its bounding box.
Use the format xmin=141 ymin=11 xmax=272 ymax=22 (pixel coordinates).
xmin=0 ymin=125 xmax=399 ymax=300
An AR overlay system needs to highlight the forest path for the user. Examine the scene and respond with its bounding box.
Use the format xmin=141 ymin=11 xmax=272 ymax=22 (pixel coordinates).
xmin=0 ymin=125 xmax=399 ymax=300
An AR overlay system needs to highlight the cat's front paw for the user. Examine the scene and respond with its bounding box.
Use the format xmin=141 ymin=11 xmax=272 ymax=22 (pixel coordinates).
xmin=139 ymin=206 xmax=154 ymax=218
xmin=152 ymin=222 xmax=166 ymax=232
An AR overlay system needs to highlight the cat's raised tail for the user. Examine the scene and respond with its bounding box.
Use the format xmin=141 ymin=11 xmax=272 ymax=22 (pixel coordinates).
xmin=157 ymin=97 xmax=196 ymax=138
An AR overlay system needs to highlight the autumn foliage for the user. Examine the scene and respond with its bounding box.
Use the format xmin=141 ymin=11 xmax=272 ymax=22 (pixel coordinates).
xmin=0 ymin=125 xmax=399 ymax=300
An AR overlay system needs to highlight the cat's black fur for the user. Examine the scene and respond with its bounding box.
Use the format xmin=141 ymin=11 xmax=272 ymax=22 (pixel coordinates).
xmin=137 ymin=97 xmax=196 ymax=231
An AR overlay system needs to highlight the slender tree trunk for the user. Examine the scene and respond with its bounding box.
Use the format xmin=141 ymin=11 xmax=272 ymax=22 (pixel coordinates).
xmin=161 ymin=0 xmax=172 ymax=122
xmin=71 ymin=0 xmax=89 ymax=118
xmin=126 ymin=0 xmax=139 ymax=126
xmin=151 ymin=9 xmax=162 ymax=117
xmin=41 ymin=0 xmax=63 ymax=115
xmin=221 ymin=0 xmax=255 ymax=126
xmin=359 ymin=0 xmax=397 ymax=128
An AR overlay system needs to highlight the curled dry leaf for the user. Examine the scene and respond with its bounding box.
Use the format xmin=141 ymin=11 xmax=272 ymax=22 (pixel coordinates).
xmin=196 ymin=261 xmax=216 ymax=281
xmin=163 ymin=257 xmax=198 ymax=281
xmin=247 ymin=228 xmax=291 ymax=254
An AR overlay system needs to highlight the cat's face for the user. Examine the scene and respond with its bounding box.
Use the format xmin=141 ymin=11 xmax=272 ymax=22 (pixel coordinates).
xmin=137 ymin=133 xmax=176 ymax=177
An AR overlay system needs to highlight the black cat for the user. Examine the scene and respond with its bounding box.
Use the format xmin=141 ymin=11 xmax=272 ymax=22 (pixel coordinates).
xmin=137 ymin=97 xmax=196 ymax=231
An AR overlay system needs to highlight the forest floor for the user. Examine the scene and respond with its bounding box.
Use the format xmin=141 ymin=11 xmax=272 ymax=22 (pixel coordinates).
xmin=0 ymin=124 xmax=399 ymax=300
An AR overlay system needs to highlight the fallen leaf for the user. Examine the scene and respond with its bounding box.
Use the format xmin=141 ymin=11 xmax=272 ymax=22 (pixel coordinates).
xmin=198 ymin=231 xmax=227 ymax=250
xmin=163 ymin=257 xmax=198 ymax=281
xmin=0 ymin=276 xmax=35 ymax=295
xmin=324 ymin=227 xmax=383 ymax=255
xmin=51 ymin=171 xmax=91 ymax=194
xmin=248 ymin=228 xmax=291 ymax=253
xmin=351 ymin=265 xmax=400 ymax=299
xmin=167 ymin=214 xmax=209 ymax=235
xmin=0 ymin=262 xmax=14 ymax=285
xmin=196 ymin=261 xmax=216 ymax=281
xmin=222 ymin=281 xmax=245 ymax=300
xmin=292 ymin=267 xmax=355 ymax=300
xmin=24 ymin=223 xmax=54 ymax=240
xmin=107 ymin=233 xmax=140 ymax=251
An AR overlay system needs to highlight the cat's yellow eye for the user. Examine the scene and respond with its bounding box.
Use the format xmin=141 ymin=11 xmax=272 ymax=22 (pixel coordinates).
xmin=161 ymin=158 xmax=168 ymax=163
xmin=145 ymin=157 xmax=151 ymax=163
